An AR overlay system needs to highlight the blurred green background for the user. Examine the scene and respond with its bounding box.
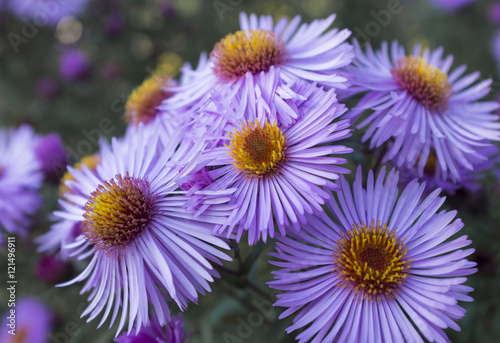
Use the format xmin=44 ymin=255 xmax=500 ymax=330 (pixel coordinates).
xmin=2 ymin=0 xmax=500 ymax=342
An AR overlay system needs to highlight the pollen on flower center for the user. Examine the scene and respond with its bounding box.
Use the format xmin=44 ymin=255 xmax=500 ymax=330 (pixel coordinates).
xmin=125 ymin=73 xmax=173 ymax=125
xmin=333 ymin=221 xmax=411 ymax=300
xmin=227 ymin=119 xmax=286 ymax=177
xmin=392 ymin=56 xmax=453 ymax=110
xmin=82 ymin=173 xmax=158 ymax=253
xmin=211 ymin=29 xmax=286 ymax=82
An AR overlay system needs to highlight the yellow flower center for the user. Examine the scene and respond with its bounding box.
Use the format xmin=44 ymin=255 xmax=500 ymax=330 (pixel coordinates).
xmin=211 ymin=29 xmax=286 ymax=82
xmin=125 ymin=73 xmax=173 ymax=125
xmin=333 ymin=222 xmax=411 ymax=301
xmin=415 ymin=149 xmax=439 ymax=176
xmin=227 ymin=119 xmax=286 ymax=177
xmin=59 ymin=154 xmax=100 ymax=198
xmin=82 ymin=173 xmax=157 ymax=253
xmin=392 ymin=56 xmax=453 ymax=111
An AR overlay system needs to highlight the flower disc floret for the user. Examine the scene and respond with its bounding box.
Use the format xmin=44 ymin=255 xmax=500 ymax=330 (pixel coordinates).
xmin=211 ymin=29 xmax=286 ymax=82
xmin=82 ymin=173 xmax=157 ymax=252
xmin=333 ymin=221 xmax=411 ymax=300
xmin=392 ymin=56 xmax=453 ymax=110
xmin=227 ymin=119 xmax=286 ymax=177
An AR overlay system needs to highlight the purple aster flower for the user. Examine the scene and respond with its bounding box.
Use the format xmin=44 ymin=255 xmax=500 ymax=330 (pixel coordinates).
xmin=115 ymin=314 xmax=189 ymax=343
xmin=8 ymin=0 xmax=89 ymax=27
xmin=344 ymin=41 xmax=500 ymax=182
xmin=160 ymin=12 xmax=353 ymax=130
xmin=269 ymin=166 xmax=476 ymax=343
xmin=60 ymin=49 xmax=90 ymax=81
xmin=35 ymin=133 xmax=67 ymax=181
xmin=429 ymin=0 xmax=476 ymax=12
xmin=396 ymin=144 xmax=500 ymax=195
xmin=0 ymin=297 xmax=52 ymax=343
xmin=125 ymin=71 xmax=176 ymax=127
xmin=0 ymin=125 xmax=43 ymax=239
xmin=54 ymin=124 xmax=234 ymax=336
xmin=37 ymin=154 xmax=99 ymax=259
xmin=204 ymin=81 xmax=352 ymax=244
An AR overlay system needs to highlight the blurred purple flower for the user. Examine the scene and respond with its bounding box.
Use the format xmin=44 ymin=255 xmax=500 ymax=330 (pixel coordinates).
xmin=492 ymin=30 xmax=500 ymax=74
xmin=102 ymin=62 xmax=120 ymax=79
xmin=36 ymin=78 xmax=57 ymax=99
xmin=115 ymin=315 xmax=189 ymax=343
xmin=429 ymin=0 xmax=476 ymax=12
xmin=7 ymin=0 xmax=89 ymax=27
xmin=160 ymin=1 xmax=175 ymax=18
xmin=35 ymin=133 xmax=67 ymax=181
xmin=35 ymin=254 xmax=68 ymax=284
xmin=489 ymin=2 xmax=500 ymax=25
xmin=0 ymin=125 xmax=42 ymax=239
xmin=0 ymin=297 xmax=52 ymax=343
xmin=60 ymin=49 xmax=90 ymax=81
xmin=396 ymin=144 xmax=500 ymax=195
xmin=106 ymin=13 xmax=125 ymax=37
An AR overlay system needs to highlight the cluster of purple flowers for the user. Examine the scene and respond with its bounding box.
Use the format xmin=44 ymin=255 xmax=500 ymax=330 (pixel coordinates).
xmin=3 ymin=9 xmax=500 ymax=343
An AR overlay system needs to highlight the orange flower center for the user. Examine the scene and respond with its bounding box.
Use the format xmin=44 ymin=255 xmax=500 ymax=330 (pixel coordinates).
xmin=392 ymin=56 xmax=453 ymax=111
xmin=82 ymin=173 xmax=157 ymax=253
xmin=211 ymin=29 xmax=286 ymax=82
xmin=125 ymin=74 xmax=173 ymax=125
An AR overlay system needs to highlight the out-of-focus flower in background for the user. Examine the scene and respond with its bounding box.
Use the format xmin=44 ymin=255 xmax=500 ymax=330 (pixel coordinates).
xmin=115 ymin=314 xmax=189 ymax=343
xmin=429 ymin=0 xmax=476 ymax=12
xmin=59 ymin=49 xmax=90 ymax=81
xmin=35 ymin=133 xmax=67 ymax=182
xmin=35 ymin=254 xmax=69 ymax=284
xmin=105 ymin=13 xmax=125 ymax=37
xmin=6 ymin=0 xmax=89 ymax=27
xmin=0 ymin=125 xmax=43 ymax=240
xmin=35 ymin=78 xmax=58 ymax=100
xmin=0 ymin=297 xmax=52 ymax=343
xmin=489 ymin=2 xmax=500 ymax=25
